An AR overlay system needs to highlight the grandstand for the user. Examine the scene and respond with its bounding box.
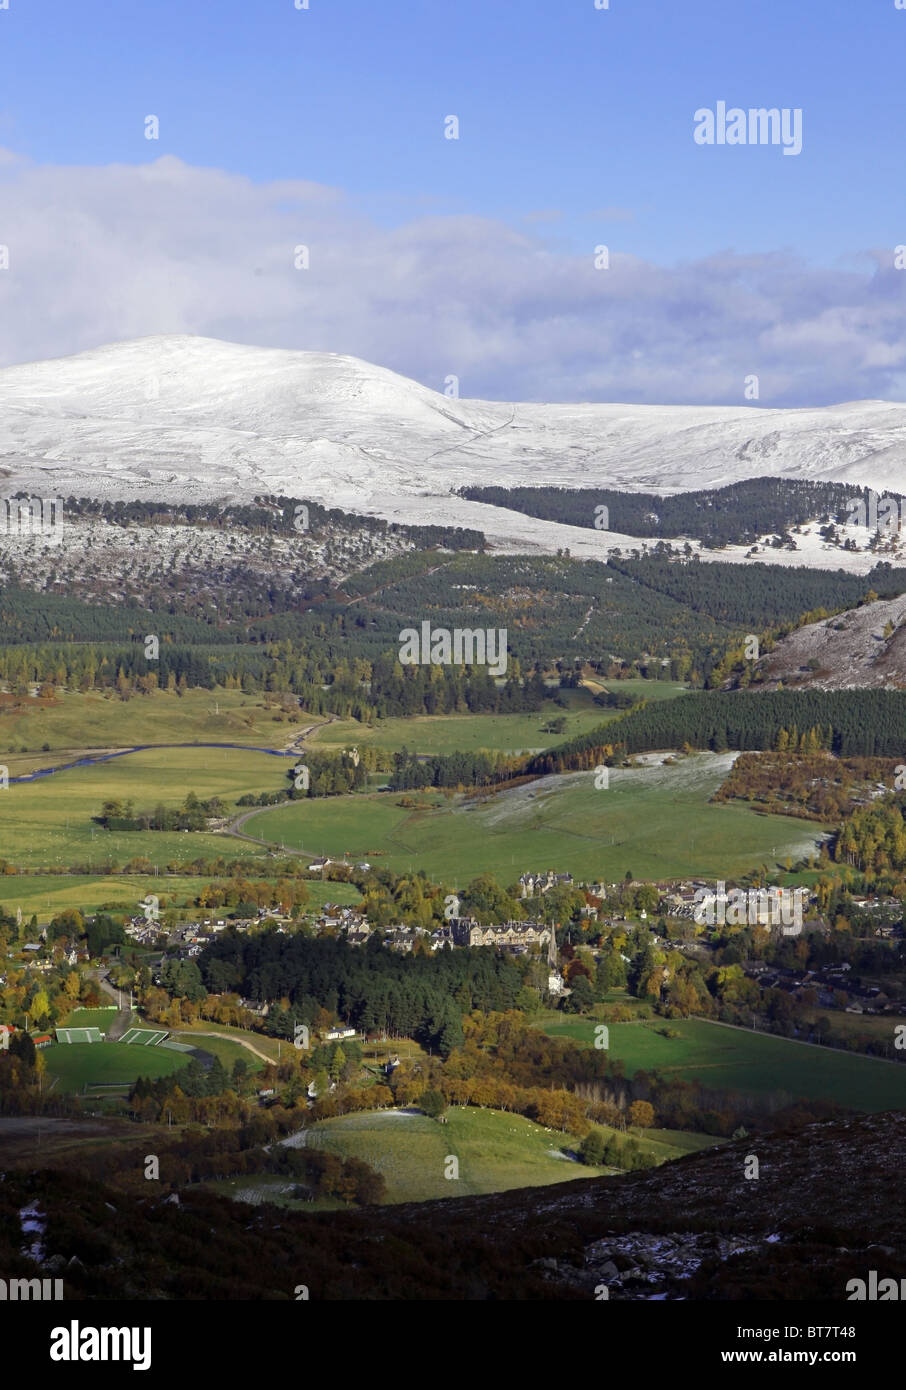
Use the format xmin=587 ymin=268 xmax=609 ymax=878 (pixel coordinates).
xmin=55 ymin=1026 xmax=104 ymax=1045
xmin=120 ymin=1027 xmax=169 ymax=1047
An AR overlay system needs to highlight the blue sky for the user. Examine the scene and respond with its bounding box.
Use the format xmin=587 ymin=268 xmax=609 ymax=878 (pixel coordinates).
xmin=0 ymin=0 xmax=904 ymax=403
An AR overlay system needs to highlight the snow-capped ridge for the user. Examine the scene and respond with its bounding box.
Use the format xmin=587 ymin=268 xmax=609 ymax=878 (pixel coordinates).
xmin=2 ymin=334 xmax=906 ymax=569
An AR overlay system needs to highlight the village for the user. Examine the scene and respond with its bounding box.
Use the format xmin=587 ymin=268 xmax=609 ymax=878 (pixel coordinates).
xmin=3 ymin=853 xmax=904 ymax=1076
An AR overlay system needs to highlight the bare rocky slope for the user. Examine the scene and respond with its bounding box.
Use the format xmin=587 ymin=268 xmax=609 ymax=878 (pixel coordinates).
xmin=755 ymin=594 xmax=906 ymax=690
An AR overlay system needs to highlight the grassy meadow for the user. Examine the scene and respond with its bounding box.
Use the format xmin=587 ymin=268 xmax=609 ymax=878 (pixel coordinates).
xmin=169 ymin=1022 xmax=282 ymax=1064
xmin=0 ymin=687 xmax=325 ymax=764
xmin=248 ymin=753 xmax=829 ymax=885
xmin=303 ymin=1106 xmax=606 ymax=1203
xmin=0 ymin=683 xmax=702 ymax=882
xmin=309 ymin=680 xmax=688 ymax=758
xmin=0 ymin=745 xmax=294 ymax=870
xmin=168 ymin=1030 xmax=268 ymax=1073
xmin=534 ymin=1015 xmax=906 ymax=1112
xmin=211 ymin=1106 xmax=719 ymax=1212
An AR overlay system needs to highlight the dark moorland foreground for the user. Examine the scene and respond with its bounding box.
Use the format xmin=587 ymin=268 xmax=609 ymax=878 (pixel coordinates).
xmin=3 ymin=1110 xmax=903 ymax=1300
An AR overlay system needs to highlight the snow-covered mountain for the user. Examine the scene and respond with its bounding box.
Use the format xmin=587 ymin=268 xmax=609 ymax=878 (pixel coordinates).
xmin=2 ymin=334 xmax=906 ymax=564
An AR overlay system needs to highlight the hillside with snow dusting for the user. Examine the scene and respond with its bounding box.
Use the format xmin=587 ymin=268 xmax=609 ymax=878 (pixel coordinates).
xmin=2 ymin=334 xmax=906 ymax=567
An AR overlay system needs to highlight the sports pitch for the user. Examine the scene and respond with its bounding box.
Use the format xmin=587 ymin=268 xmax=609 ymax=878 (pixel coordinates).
xmin=119 ymin=1028 xmax=169 ymax=1046
xmin=44 ymin=1041 xmax=190 ymax=1092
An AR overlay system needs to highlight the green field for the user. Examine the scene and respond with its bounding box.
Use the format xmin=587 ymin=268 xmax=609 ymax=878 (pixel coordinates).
xmin=579 ymin=1121 xmax=723 ymax=1165
xmin=169 ymin=1031 xmax=267 ymax=1074
xmin=644 ymin=1127 xmax=724 ymax=1157
xmin=534 ymin=1016 xmax=906 ymax=1113
xmin=578 ymin=678 xmax=690 ymax=704
xmin=0 ymin=687 xmax=325 ymax=764
xmin=247 ymin=753 xmax=829 ymax=884
xmin=0 ymin=685 xmax=697 ymax=884
xmin=0 ymin=746 xmax=298 ymax=870
xmin=208 ymin=1175 xmax=343 ymax=1212
xmin=310 ymin=682 xmax=687 ymax=758
xmin=60 ymin=1007 xmax=119 ymax=1030
xmin=170 ymin=1022 xmax=280 ymax=1064
xmin=0 ymin=872 xmax=361 ymax=924
xmin=303 ymin=1106 xmax=607 ymax=1203
xmin=43 ymin=1041 xmax=189 ymax=1093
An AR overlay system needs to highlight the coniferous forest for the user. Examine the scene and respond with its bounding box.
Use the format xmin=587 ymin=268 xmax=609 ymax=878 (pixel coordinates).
xmin=460 ymin=478 xmax=906 ymax=548
xmin=529 ymin=689 xmax=906 ymax=770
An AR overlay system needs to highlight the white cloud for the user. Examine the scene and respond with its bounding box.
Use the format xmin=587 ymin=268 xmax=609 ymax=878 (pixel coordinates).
xmin=0 ymin=152 xmax=903 ymax=406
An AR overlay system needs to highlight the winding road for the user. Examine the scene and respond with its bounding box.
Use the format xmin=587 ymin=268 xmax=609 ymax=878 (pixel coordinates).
xmin=224 ymin=798 xmax=310 ymax=854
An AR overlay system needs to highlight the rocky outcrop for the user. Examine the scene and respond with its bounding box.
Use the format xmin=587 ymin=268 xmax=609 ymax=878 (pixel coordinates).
xmin=755 ymin=594 xmax=906 ymax=690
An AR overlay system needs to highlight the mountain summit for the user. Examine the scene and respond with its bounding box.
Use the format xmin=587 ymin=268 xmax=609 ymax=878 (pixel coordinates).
xmin=2 ymin=335 xmax=906 ymax=551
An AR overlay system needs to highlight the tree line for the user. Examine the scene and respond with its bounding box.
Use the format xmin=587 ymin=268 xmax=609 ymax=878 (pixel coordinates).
xmin=458 ymin=478 xmax=906 ymax=548
xmin=528 ymin=690 xmax=906 ymax=773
